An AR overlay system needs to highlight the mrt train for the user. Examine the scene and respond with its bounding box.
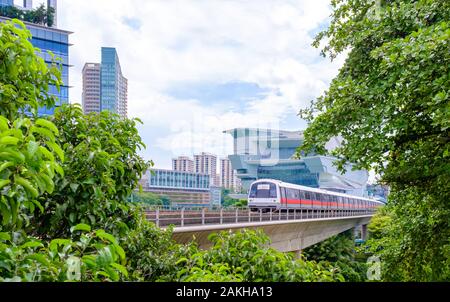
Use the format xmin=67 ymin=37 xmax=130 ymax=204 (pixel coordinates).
xmin=248 ymin=179 xmax=384 ymax=212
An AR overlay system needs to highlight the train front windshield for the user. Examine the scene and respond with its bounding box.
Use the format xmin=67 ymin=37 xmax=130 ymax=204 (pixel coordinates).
xmin=249 ymin=183 xmax=278 ymax=198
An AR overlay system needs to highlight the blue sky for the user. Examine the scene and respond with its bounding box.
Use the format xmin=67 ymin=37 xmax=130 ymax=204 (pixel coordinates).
xmin=29 ymin=0 xmax=347 ymax=169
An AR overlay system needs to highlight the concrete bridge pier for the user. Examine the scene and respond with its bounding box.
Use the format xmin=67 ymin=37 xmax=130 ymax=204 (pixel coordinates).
xmin=354 ymin=224 xmax=369 ymax=241
xmin=361 ymin=224 xmax=368 ymax=241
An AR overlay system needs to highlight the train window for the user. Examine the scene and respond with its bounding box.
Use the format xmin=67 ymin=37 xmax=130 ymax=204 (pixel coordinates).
xmin=249 ymin=182 xmax=277 ymax=198
xmin=299 ymin=190 xmax=305 ymax=199
xmin=287 ymin=189 xmax=297 ymax=199
xmin=304 ymin=191 xmax=311 ymax=200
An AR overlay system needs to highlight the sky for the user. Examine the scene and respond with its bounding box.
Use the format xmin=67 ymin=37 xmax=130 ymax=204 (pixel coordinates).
xmin=26 ymin=0 xmax=346 ymax=169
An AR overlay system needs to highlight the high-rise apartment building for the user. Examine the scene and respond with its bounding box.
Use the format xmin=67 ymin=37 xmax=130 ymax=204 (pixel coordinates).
xmin=220 ymin=158 xmax=238 ymax=191
xmin=194 ymin=152 xmax=218 ymax=186
xmin=82 ymin=63 xmax=101 ymax=114
xmin=172 ymin=156 xmax=194 ymax=173
xmin=100 ymin=47 xmax=128 ymax=118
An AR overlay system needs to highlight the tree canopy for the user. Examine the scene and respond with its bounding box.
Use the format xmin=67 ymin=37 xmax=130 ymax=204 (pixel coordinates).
xmin=299 ymin=0 xmax=450 ymax=281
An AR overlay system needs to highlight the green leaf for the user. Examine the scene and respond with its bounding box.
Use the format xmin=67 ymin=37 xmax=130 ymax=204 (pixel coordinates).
xmin=36 ymin=119 xmax=59 ymax=135
xmin=0 ymin=179 xmax=11 ymax=190
xmin=27 ymin=141 xmax=39 ymax=157
xmin=46 ymin=141 xmax=64 ymax=162
xmin=70 ymin=183 xmax=79 ymax=193
xmin=70 ymin=223 xmax=91 ymax=233
xmin=25 ymin=254 xmax=50 ymax=266
xmin=0 ymin=136 xmax=19 ymax=145
xmin=14 ymin=176 xmax=39 ymax=198
xmin=95 ymin=230 xmax=118 ymax=245
xmin=0 ymin=232 xmax=11 ymax=241
xmin=49 ymin=239 xmax=72 ymax=253
xmin=38 ymin=146 xmax=55 ymax=161
xmin=111 ymin=263 xmax=128 ymax=277
xmin=20 ymin=240 xmax=44 ymax=249
xmin=113 ymin=244 xmax=126 ymax=263
xmin=0 ymin=117 xmax=8 ymax=131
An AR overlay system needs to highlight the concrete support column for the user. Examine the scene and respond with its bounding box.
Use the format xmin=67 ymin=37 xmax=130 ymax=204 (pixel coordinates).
xmin=361 ymin=224 xmax=368 ymax=241
xmin=294 ymin=250 xmax=302 ymax=259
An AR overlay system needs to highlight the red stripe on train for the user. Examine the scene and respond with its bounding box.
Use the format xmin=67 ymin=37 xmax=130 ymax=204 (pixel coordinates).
xmin=281 ymin=199 xmax=375 ymax=208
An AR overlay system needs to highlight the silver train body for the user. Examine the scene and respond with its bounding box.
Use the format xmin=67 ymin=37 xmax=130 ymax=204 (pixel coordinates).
xmin=248 ymin=179 xmax=384 ymax=211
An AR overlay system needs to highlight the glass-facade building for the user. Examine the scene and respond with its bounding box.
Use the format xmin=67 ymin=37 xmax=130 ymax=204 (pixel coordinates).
xmin=101 ymin=47 xmax=128 ymax=118
xmin=148 ymin=169 xmax=210 ymax=190
xmin=0 ymin=15 xmax=71 ymax=116
xmin=225 ymin=128 xmax=369 ymax=197
xmin=0 ymin=0 xmax=13 ymax=7
xmin=140 ymin=169 xmax=219 ymax=208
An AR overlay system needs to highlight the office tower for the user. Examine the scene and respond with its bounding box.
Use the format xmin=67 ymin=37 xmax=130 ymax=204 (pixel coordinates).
xmin=0 ymin=0 xmax=13 ymax=7
xmin=100 ymin=47 xmax=128 ymax=118
xmin=82 ymin=63 xmax=101 ymax=114
xmin=172 ymin=156 xmax=194 ymax=173
xmin=194 ymin=152 xmax=218 ymax=186
xmin=47 ymin=0 xmax=57 ymax=27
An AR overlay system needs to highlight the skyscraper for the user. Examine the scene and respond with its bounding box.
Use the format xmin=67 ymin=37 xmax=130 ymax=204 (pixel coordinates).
xmin=194 ymin=152 xmax=218 ymax=186
xmin=172 ymin=156 xmax=194 ymax=173
xmin=82 ymin=63 xmax=101 ymax=114
xmin=100 ymin=47 xmax=128 ymax=118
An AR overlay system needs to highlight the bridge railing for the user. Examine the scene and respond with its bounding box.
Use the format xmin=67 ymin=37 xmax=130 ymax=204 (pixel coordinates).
xmin=145 ymin=208 xmax=376 ymax=228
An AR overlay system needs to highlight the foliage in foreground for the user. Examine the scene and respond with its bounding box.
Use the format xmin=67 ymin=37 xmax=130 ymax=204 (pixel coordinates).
xmin=160 ymin=230 xmax=344 ymax=282
xmin=298 ymin=0 xmax=450 ymax=281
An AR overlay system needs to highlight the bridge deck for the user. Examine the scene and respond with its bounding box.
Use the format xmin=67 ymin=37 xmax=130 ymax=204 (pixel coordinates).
xmin=145 ymin=208 xmax=375 ymax=228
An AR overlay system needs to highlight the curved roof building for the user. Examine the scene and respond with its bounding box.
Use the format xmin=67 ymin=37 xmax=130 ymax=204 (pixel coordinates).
xmin=224 ymin=128 xmax=369 ymax=197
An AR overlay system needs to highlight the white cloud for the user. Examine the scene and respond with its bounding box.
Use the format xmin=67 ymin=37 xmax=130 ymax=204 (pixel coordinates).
xmin=54 ymin=0 xmax=344 ymax=168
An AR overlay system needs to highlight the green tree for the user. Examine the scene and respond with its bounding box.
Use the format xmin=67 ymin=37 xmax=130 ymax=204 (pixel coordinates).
xmin=304 ymin=231 xmax=367 ymax=282
xmin=299 ymin=0 xmax=450 ymax=281
xmin=131 ymin=191 xmax=171 ymax=206
xmin=0 ymin=20 xmax=128 ymax=282
xmin=32 ymin=105 xmax=150 ymax=239
xmin=0 ymin=20 xmax=63 ymax=231
xmin=164 ymin=230 xmax=344 ymax=282
xmin=0 ymin=19 xmax=61 ymax=119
